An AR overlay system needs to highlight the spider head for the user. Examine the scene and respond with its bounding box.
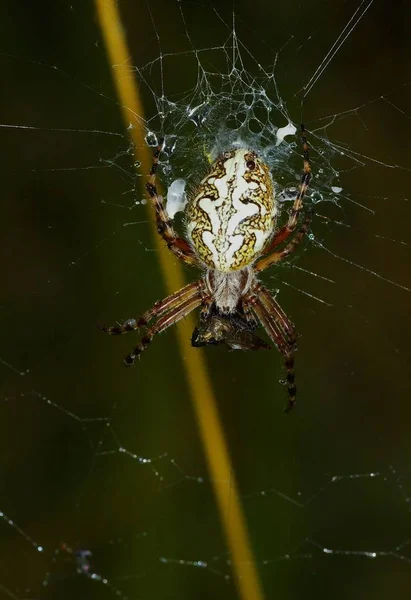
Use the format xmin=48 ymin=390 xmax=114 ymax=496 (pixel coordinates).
xmin=186 ymin=149 xmax=276 ymax=272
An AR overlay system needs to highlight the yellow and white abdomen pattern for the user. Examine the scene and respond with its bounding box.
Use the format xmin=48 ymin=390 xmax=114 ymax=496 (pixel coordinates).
xmin=186 ymin=149 xmax=276 ymax=272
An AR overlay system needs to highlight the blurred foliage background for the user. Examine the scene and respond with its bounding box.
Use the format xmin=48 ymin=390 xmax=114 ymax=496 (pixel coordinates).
xmin=0 ymin=1 xmax=410 ymax=599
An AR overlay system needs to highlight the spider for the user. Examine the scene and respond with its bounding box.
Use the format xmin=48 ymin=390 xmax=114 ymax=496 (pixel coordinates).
xmin=102 ymin=126 xmax=312 ymax=412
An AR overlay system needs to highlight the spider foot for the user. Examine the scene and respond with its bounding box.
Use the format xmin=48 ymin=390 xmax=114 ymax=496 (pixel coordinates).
xmin=283 ymin=354 xmax=297 ymax=413
xmin=100 ymin=318 xmax=139 ymax=336
xmin=124 ymin=354 xmax=136 ymax=367
xmin=99 ymin=325 xmax=120 ymax=335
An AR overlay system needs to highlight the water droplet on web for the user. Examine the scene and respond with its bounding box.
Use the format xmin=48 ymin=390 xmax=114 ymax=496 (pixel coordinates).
xmin=187 ymin=102 xmax=210 ymax=127
xmin=310 ymin=191 xmax=324 ymax=203
xmin=276 ymin=122 xmax=297 ymax=146
xmin=125 ymin=318 xmax=137 ymax=328
xmin=279 ymin=186 xmax=298 ymax=202
xmin=166 ymin=179 xmax=187 ymax=219
xmin=145 ymin=131 xmax=158 ymax=147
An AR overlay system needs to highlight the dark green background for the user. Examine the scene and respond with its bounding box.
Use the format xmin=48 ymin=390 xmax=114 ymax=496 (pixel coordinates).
xmin=1 ymin=1 xmax=410 ymax=599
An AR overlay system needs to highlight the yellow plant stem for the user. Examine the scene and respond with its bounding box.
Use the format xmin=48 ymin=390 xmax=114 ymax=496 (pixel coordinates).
xmin=95 ymin=3 xmax=265 ymax=598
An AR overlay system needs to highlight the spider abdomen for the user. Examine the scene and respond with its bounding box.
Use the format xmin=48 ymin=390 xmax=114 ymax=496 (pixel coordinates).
xmin=186 ymin=149 xmax=276 ymax=272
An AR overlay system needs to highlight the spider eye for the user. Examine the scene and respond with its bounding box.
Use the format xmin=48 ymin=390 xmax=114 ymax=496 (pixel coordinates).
xmin=246 ymin=159 xmax=256 ymax=170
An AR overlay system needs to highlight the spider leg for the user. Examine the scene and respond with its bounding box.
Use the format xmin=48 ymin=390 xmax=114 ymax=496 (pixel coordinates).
xmin=100 ymin=280 xmax=203 ymax=335
xmin=245 ymin=284 xmax=298 ymax=412
xmin=124 ymin=294 xmax=204 ymax=366
xmin=284 ymin=124 xmax=311 ymax=231
xmin=254 ymin=284 xmax=297 ymax=344
xmin=256 ymin=124 xmax=312 ymax=268
xmin=146 ymin=140 xmax=201 ymax=266
xmin=254 ymin=208 xmax=313 ymax=272
xmin=242 ymin=302 xmax=260 ymax=331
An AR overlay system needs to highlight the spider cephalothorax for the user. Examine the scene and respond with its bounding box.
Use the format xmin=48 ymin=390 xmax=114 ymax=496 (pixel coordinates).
xmin=102 ymin=128 xmax=312 ymax=411
xmin=191 ymin=304 xmax=270 ymax=352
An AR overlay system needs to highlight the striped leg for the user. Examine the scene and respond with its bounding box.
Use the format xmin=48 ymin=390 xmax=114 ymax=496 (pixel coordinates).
xmin=256 ymin=124 xmax=312 ymax=269
xmin=246 ymin=285 xmax=298 ymax=412
xmin=254 ymin=208 xmax=313 ymax=272
xmin=256 ymin=284 xmax=297 ymax=344
xmin=100 ymin=280 xmax=204 ymax=335
xmin=284 ymin=124 xmax=312 ymax=230
xmin=146 ymin=140 xmax=200 ymax=266
xmin=124 ymin=295 xmax=204 ymax=366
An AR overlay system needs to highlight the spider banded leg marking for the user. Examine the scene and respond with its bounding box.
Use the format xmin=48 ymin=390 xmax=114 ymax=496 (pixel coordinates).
xmin=242 ymin=302 xmax=260 ymax=331
xmin=254 ymin=207 xmax=314 ymax=272
xmin=100 ymin=280 xmax=203 ymax=335
xmin=286 ymin=124 xmax=311 ymax=229
xmin=257 ymin=285 xmax=296 ymax=343
xmin=198 ymin=297 xmax=214 ymax=322
xmin=146 ymin=140 xmax=200 ymax=266
xmin=247 ymin=285 xmax=297 ymax=412
xmin=258 ymin=124 xmax=312 ymax=260
xmin=124 ymin=293 xmax=205 ymax=366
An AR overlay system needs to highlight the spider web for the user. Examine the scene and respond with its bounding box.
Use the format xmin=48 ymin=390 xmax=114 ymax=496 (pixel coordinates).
xmin=1 ymin=1 xmax=411 ymax=598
